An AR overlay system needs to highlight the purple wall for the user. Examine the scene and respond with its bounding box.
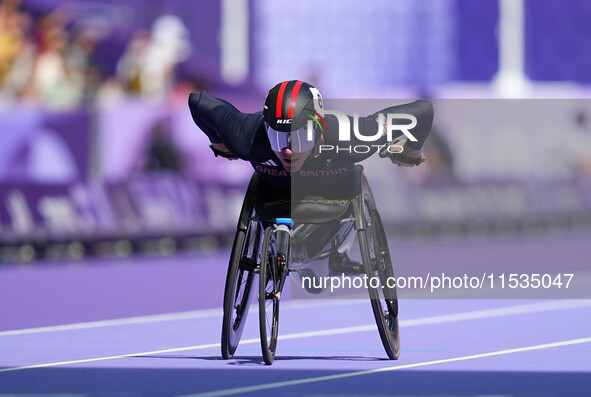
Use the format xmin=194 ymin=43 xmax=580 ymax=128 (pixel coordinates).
xmin=525 ymin=0 xmax=591 ymax=83
xmin=456 ymin=0 xmax=499 ymax=81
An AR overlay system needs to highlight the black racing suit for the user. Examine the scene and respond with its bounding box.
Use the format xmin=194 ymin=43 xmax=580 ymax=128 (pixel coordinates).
xmin=188 ymin=91 xmax=434 ymax=191
xmin=189 ymin=91 xmax=433 ymax=262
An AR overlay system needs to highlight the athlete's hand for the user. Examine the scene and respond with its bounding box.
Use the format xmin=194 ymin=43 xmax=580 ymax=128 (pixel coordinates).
xmin=388 ymin=139 xmax=425 ymax=167
xmin=211 ymin=143 xmax=239 ymax=160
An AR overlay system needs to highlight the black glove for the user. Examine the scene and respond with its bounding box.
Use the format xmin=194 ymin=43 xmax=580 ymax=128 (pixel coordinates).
xmin=209 ymin=144 xmax=238 ymax=159
xmin=379 ymin=141 xmax=425 ymax=166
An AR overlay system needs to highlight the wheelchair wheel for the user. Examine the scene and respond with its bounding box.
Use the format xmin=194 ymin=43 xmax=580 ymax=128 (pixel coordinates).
xmin=259 ymin=226 xmax=280 ymax=365
xmin=221 ymin=219 xmax=261 ymax=359
xmin=357 ymin=177 xmax=400 ymax=360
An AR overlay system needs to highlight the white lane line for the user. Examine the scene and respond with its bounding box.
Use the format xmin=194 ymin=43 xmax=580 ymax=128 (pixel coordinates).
xmin=401 ymin=299 xmax=591 ymax=327
xmin=1 ymin=299 xmax=590 ymax=373
xmin=0 ymin=309 xmax=223 ymax=337
xmin=4 ymin=298 xmax=590 ymax=338
xmin=181 ymin=336 xmax=591 ymax=397
xmin=0 ymin=299 xmax=365 ymax=337
xmin=0 ymin=342 xmax=219 ymax=373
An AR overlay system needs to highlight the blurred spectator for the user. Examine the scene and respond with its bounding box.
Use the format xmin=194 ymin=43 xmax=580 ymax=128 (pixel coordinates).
xmin=21 ymin=13 xmax=84 ymax=108
xmin=67 ymin=27 xmax=101 ymax=101
xmin=406 ymin=94 xmax=456 ymax=183
xmin=0 ymin=0 xmax=34 ymax=101
xmin=116 ymin=29 xmax=150 ymax=95
xmin=0 ymin=0 xmax=24 ymax=83
xmin=144 ymin=118 xmax=183 ymax=173
xmin=2 ymin=4 xmax=195 ymax=108
xmin=572 ymin=111 xmax=591 ymax=176
xmin=415 ymin=128 xmax=456 ymax=182
xmin=116 ymin=15 xmax=191 ymax=100
xmin=145 ymin=15 xmax=191 ymax=96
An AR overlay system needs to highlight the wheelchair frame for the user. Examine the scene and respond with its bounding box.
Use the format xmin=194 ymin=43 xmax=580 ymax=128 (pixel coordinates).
xmin=221 ymin=165 xmax=400 ymax=364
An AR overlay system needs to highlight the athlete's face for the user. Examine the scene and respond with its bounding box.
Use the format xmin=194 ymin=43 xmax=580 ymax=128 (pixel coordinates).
xmin=274 ymin=147 xmax=313 ymax=173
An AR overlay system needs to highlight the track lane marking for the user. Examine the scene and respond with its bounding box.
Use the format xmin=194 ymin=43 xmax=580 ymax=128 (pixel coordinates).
xmin=4 ymin=299 xmax=590 ymax=337
xmin=0 ymin=309 xmax=223 ymax=337
xmin=181 ymin=336 xmax=591 ymax=397
xmin=0 ymin=299 xmax=367 ymax=337
xmin=1 ymin=300 xmax=590 ymax=372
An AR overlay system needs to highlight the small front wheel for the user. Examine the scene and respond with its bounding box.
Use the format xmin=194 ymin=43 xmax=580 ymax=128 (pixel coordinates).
xmin=259 ymin=226 xmax=280 ymax=365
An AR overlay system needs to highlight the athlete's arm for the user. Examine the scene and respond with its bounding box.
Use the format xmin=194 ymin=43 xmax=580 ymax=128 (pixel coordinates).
xmin=373 ymin=100 xmax=434 ymax=151
xmin=379 ymin=100 xmax=433 ymax=167
xmin=188 ymin=91 xmax=262 ymax=159
xmin=331 ymin=100 xmax=433 ymax=164
xmin=188 ymin=91 xmax=226 ymax=144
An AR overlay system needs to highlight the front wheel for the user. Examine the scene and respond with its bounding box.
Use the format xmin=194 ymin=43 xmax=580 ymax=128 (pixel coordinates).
xmin=259 ymin=226 xmax=280 ymax=365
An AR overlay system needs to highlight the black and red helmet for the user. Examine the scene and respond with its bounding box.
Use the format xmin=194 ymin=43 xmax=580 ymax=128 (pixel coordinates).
xmin=263 ymin=80 xmax=324 ymax=132
xmin=263 ymin=80 xmax=324 ymax=152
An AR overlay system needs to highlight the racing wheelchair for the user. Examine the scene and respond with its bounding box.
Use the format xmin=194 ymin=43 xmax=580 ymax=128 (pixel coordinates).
xmin=221 ymin=165 xmax=400 ymax=365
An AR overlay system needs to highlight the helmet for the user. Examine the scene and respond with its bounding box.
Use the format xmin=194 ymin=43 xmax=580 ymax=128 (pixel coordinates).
xmin=263 ymin=80 xmax=324 ymax=152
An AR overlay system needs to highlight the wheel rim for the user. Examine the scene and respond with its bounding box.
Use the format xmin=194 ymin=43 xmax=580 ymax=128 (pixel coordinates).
xmin=225 ymin=220 xmax=261 ymax=353
xmin=361 ymin=184 xmax=400 ymax=358
xmin=230 ymin=268 xmax=254 ymax=335
xmin=262 ymin=256 xmax=279 ymax=353
xmin=260 ymin=227 xmax=280 ymax=364
xmin=365 ymin=202 xmax=397 ymax=323
xmin=370 ymin=210 xmax=398 ymax=316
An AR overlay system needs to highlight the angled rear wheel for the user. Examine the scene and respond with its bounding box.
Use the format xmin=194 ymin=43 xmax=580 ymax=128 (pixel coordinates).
xmin=221 ymin=219 xmax=261 ymax=359
xmin=357 ymin=176 xmax=400 ymax=359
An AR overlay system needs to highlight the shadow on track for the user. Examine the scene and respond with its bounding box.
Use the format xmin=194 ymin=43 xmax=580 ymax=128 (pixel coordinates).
xmin=132 ymin=354 xmax=389 ymax=365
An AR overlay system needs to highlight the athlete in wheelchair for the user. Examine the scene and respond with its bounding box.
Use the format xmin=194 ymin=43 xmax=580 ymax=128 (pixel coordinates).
xmin=189 ymin=80 xmax=433 ymax=364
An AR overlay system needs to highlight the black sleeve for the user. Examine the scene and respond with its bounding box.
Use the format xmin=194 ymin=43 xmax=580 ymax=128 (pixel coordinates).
xmin=371 ymin=99 xmax=434 ymax=151
xmin=318 ymin=113 xmax=384 ymax=162
xmin=188 ymin=91 xmax=263 ymax=158
xmin=327 ymin=100 xmax=434 ymax=163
